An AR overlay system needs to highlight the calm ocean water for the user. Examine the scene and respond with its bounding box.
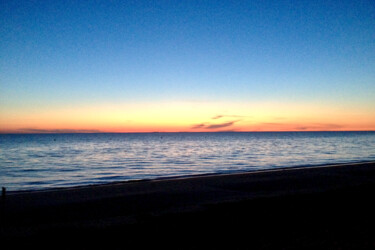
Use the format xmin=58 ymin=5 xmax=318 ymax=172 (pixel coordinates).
xmin=1 ymin=132 xmax=375 ymax=191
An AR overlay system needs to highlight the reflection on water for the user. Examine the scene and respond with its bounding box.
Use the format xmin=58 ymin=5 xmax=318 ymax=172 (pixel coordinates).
xmin=1 ymin=132 xmax=375 ymax=191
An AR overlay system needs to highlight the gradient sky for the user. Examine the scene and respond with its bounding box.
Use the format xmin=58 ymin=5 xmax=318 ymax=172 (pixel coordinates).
xmin=1 ymin=0 xmax=375 ymax=133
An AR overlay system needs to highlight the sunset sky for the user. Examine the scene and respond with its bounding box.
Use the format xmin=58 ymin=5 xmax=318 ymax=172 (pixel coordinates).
xmin=1 ymin=0 xmax=375 ymax=133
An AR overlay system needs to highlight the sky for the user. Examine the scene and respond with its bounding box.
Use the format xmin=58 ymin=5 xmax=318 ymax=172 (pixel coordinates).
xmin=1 ymin=0 xmax=375 ymax=133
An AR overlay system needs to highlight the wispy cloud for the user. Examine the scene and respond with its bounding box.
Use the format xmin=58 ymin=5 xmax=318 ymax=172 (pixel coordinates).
xmin=212 ymin=115 xmax=224 ymax=120
xmin=211 ymin=114 xmax=249 ymax=120
xmin=294 ymin=123 xmax=344 ymax=131
xmin=206 ymin=121 xmax=238 ymax=129
xmin=191 ymin=123 xmax=207 ymax=129
xmin=192 ymin=120 xmax=240 ymax=130
xmin=250 ymin=122 xmax=345 ymax=131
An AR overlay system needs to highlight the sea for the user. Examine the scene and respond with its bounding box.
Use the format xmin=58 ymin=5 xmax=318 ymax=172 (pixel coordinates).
xmin=1 ymin=131 xmax=375 ymax=191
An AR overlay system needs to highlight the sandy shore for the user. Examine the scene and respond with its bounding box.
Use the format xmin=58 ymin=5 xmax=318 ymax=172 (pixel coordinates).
xmin=2 ymin=161 xmax=375 ymax=249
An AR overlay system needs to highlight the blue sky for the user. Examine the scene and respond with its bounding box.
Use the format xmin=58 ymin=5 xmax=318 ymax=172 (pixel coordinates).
xmin=1 ymin=0 xmax=375 ymax=132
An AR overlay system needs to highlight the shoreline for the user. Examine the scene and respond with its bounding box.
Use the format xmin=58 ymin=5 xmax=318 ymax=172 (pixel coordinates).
xmin=2 ymin=161 xmax=375 ymax=249
xmin=4 ymin=160 xmax=375 ymax=211
xmin=7 ymin=159 xmax=375 ymax=194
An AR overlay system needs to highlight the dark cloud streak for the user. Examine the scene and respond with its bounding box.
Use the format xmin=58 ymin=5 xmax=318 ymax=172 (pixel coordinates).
xmin=294 ymin=123 xmax=344 ymax=131
xmin=191 ymin=123 xmax=207 ymax=129
xmin=206 ymin=121 xmax=237 ymax=129
xmin=191 ymin=120 xmax=240 ymax=130
xmin=212 ymin=115 xmax=224 ymax=120
xmin=16 ymin=128 xmax=102 ymax=134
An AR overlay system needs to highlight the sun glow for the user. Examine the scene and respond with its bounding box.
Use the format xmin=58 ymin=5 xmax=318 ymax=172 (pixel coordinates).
xmin=1 ymin=101 xmax=374 ymax=133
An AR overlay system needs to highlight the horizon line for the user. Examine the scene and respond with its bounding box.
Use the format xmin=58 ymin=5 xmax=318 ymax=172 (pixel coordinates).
xmin=1 ymin=130 xmax=375 ymax=135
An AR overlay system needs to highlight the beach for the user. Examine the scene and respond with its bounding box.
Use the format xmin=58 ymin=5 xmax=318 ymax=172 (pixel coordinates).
xmin=1 ymin=161 xmax=375 ymax=249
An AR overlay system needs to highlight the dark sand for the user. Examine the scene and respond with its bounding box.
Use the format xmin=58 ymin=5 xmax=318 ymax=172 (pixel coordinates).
xmin=1 ymin=162 xmax=375 ymax=249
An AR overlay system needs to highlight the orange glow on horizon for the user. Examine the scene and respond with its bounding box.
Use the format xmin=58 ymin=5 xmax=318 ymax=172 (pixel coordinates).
xmin=1 ymin=101 xmax=375 ymax=133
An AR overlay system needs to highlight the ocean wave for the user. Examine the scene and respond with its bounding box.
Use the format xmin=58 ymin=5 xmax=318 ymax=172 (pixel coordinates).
xmin=1 ymin=132 xmax=375 ymax=191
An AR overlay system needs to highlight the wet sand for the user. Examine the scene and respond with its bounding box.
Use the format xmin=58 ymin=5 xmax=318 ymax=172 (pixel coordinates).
xmin=1 ymin=161 xmax=375 ymax=249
